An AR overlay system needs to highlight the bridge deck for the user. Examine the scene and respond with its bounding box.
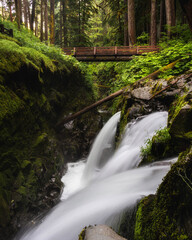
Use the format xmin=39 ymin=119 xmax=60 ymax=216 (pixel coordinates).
xmin=63 ymin=46 xmax=159 ymax=61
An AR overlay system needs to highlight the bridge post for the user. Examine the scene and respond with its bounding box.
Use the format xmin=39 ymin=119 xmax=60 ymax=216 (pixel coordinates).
xmin=73 ymin=47 xmax=76 ymax=56
xmin=136 ymin=46 xmax=139 ymax=55
xmin=115 ymin=46 xmax=118 ymax=55
xmin=94 ymin=47 xmax=97 ymax=56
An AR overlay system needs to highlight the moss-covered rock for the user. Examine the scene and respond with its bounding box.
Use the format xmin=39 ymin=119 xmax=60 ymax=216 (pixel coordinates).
xmin=134 ymin=147 xmax=192 ymax=240
xmin=168 ymin=94 xmax=192 ymax=153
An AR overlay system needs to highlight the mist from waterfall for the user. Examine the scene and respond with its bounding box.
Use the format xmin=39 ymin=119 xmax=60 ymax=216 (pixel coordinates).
xmin=17 ymin=111 xmax=176 ymax=240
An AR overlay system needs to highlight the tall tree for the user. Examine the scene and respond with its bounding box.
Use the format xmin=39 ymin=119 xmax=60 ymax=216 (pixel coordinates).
xmin=50 ymin=0 xmax=55 ymax=44
xmin=124 ymin=0 xmax=128 ymax=45
xmin=150 ymin=0 xmax=157 ymax=45
xmin=44 ymin=0 xmax=48 ymax=41
xmin=159 ymin=0 xmax=166 ymax=38
xmin=63 ymin=0 xmax=67 ymax=46
xmin=14 ymin=0 xmax=21 ymax=29
xmin=179 ymin=0 xmax=192 ymax=31
xmin=165 ymin=0 xmax=176 ymax=37
xmin=23 ymin=0 xmax=28 ymax=28
xmin=30 ymin=0 xmax=36 ymax=31
xmin=40 ymin=0 xmax=44 ymax=41
xmin=7 ymin=0 xmax=13 ymax=22
xmin=128 ymin=0 xmax=136 ymax=45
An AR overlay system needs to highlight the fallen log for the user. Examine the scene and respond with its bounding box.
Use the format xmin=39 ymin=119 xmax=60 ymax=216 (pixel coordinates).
xmin=56 ymin=59 xmax=182 ymax=128
xmin=56 ymin=89 xmax=124 ymax=127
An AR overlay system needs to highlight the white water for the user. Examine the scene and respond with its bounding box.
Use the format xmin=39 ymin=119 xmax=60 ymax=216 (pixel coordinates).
xmin=18 ymin=111 xmax=176 ymax=240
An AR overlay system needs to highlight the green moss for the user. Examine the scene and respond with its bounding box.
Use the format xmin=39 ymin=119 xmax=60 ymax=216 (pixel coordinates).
xmin=134 ymin=147 xmax=192 ymax=239
xmin=140 ymin=127 xmax=171 ymax=164
xmin=151 ymin=81 xmax=163 ymax=94
xmin=21 ymin=47 xmax=56 ymax=73
xmin=78 ymin=228 xmax=86 ymax=240
xmin=168 ymin=94 xmax=188 ymax=126
xmin=0 ymin=85 xmax=24 ymax=123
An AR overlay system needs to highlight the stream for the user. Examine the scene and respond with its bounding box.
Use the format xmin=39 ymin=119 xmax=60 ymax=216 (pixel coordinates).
xmin=17 ymin=111 xmax=176 ymax=240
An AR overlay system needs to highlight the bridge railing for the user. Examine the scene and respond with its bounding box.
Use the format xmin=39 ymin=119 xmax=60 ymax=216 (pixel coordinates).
xmin=63 ymin=46 xmax=159 ymax=57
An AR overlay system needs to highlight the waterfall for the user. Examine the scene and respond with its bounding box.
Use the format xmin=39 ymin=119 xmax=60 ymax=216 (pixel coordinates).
xmin=17 ymin=111 xmax=176 ymax=240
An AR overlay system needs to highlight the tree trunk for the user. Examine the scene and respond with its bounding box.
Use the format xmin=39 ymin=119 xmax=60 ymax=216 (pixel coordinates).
xmin=63 ymin=0 xmax=67 ymax=46
xmin=40 ymin=0 xmax=44 ymax=42
xmin=78 ymin=0 xmax=81 ymax=44
xmin=128 ymin=0 xmax=136 ymax=46
xmin=165 ymin=0 xmax=175 ymax=38
xmin=178 ymin=0 xmax=192 ymax=31
xmin=60 ymin=1 xmax=62 ymax=47
xmin=19 ymin=0 xmax=22 ymax=24
xmin=23 ymin=0 xmax=28 ymax=28
xmin=14 ymin=0 xmax=21 ymax=29
xmin=35 ymin=15 xmax=38 ymax=36
xmin=30 ymin=0 xmax=36 ymax=31
xmin=44 ymin=0 xmax=48 ymax=41
xmin=50 ymin=0 xmax=55 ymax=44
xmin=8 ymin=1 xmax=13 ymax=22
xmin=1 ymin=0 xmax=4 ymax=20
xmin=159 ymin=0 xmax=166 ymax=38
xmin=150 ymin=0 xmax=157 ymax=46
xmin=124 ymin=0 xmax=128 ymax=45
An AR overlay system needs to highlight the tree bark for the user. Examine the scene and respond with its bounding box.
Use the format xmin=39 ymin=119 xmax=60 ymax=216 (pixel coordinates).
xmin=63 ymin=0 xmax=67 ymax=46
xmin=150 ymin=0 xmax=157 ymax=46
xmin=40 ymin=0 xmax=44 ymax=42
xmin=23 ymin=0 xmax=28 ymax=28
xmin=165 ymin=0 xmax=175 ymax=38
xmin=14 ymin=0 xmax=21 ymax=29
xmin=128 ymin=0 xmax=136 ymax=46
xmin=78 ymin=0 xmax=81 ymax=44
xmin=30 ymin=0 xmax=36 ymax=31
xmin=124 ymin=0 xmax=128 ymax=45
xmin=50 ymin=0 xmax=55 ymax=44
xmin=8 ymin=0 xmax=13 ymax=22
xmin=35 ymin=15 xmax=38 ymax=36
xmin=60 ymin=1 xmax=63 ymax=47
xmin=178 ymin=0 xmax=192 ymax=31
xmin=44 ymin=0 xmax=48 ymax=41
xmin=159 ymin=0 xmax=166 ymax=38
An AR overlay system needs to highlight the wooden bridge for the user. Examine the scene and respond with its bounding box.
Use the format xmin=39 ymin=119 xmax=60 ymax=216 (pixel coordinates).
xmin=63 ymin=46 xmax=159 ymax=62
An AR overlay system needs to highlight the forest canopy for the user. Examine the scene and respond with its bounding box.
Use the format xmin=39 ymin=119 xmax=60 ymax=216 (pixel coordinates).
xmin=0 ymin=0 xmax=192 ymax=47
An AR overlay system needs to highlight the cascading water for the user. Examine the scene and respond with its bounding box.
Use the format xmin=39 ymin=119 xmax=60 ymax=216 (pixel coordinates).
xmin=17 ymin=111 xmax=176 ymax=240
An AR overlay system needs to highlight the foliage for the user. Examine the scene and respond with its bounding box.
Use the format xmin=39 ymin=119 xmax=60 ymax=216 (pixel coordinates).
xmin=86 ymin=39 xmax=192 ymax=94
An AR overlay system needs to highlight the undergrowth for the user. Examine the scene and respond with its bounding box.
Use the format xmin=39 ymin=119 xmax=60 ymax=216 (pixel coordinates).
xmin=86 ymin=38 xmax=192 ymax=93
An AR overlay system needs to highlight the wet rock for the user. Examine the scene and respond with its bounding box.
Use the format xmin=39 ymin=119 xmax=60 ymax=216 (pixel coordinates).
xmin=80 ymin=225 xmax=127 ymax=240
xmin=131 ymin=87 xmax=152 ymax=100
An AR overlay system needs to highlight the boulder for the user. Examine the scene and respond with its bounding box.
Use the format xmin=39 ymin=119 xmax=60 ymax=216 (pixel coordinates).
xmin=80 ymin=225 xmax=127 ymax=240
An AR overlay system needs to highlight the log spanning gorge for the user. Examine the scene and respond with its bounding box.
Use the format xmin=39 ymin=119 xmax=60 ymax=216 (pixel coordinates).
xmin=16 ymin=111 xmax=176 ymax=240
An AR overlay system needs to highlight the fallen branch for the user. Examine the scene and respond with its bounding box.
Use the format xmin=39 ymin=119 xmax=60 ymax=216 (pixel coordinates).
xmin=56 ymin=59 xmax=182 ymax=127
xmin=149 ymin=77 xmax=180 ymax=100
xmin=56 ymin=89 xmax=124 ymax=127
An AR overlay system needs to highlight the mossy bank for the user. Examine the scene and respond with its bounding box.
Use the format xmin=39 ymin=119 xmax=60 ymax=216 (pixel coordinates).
xmin=0 ymin=33 xmax=101 ymax=239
